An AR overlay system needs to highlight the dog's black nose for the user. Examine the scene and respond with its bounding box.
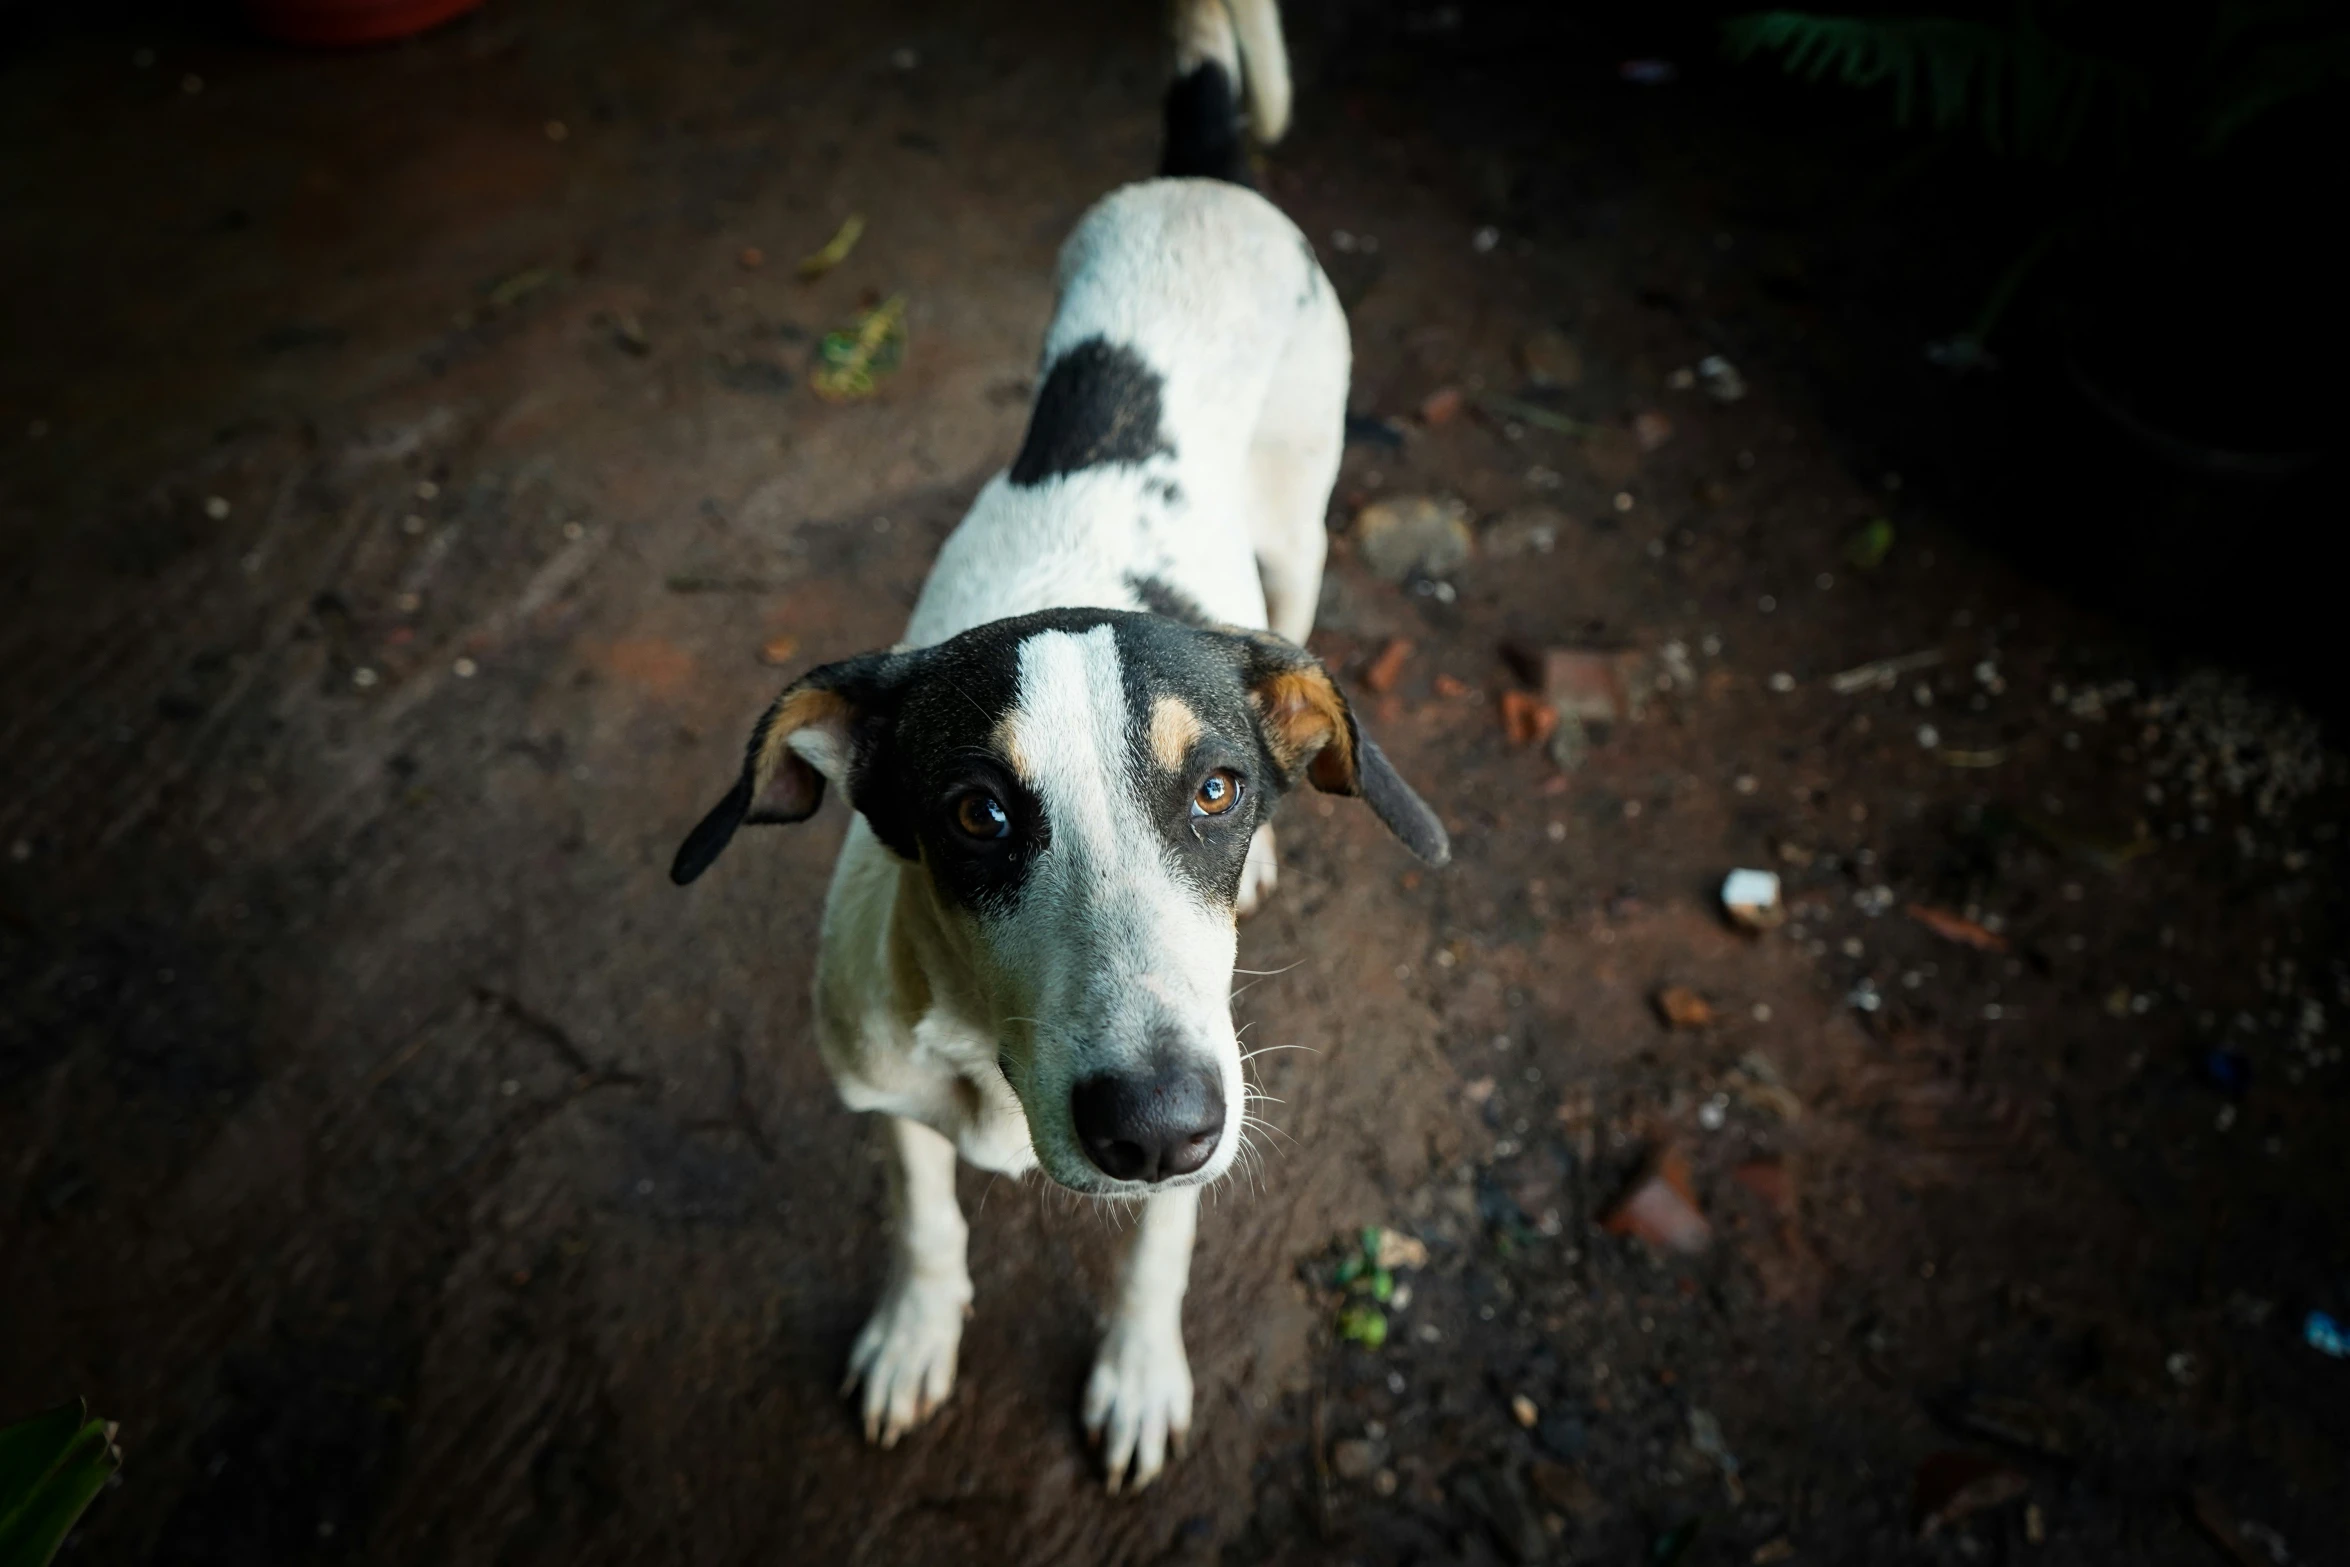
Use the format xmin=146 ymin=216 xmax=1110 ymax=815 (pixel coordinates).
xmin=1071 ymin=1063 xmax=1225 ymax=1183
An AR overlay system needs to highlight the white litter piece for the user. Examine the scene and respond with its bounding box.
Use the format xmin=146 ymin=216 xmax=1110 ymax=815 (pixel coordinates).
xmin=1721 ymin=868 xmax=1784 ymax=930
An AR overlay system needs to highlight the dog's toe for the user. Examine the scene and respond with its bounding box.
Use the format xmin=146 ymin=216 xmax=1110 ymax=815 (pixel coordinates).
xmin=1234 ymin=823 xmax=1278 ymax=920
xmin=1083 ymin=1317 xmax=1193 ymax=1493
xmin=843 ymin=1267 xmax=970 ymax=1447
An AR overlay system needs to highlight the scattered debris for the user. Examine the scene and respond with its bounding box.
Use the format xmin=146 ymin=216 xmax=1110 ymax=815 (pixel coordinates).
xmin=1654 ymin=986 xmax=1716 ymax=1029
xmin=1331 ymin=1437 xmax=1380 ymax=1480
xmin=1362 ymin=637 xmax=1414 ymax=695
xmin=1484 ymin=506 xmax=1563 ymax=558
xmin=1420 ymin=385 xmax=1465 ymax=426
xmin=1632 ymin=410 xmax=1674 ymax=451
xmin=1432 ymin=673 xmax=1471 ymax=699
xmin=1527 ymin=1459 xmax=1606 ymax=1522
xmin=607 ymin=310 xmax=650 ymax=355
xmin=1475 ymin=392 xmax=1595 ymax=436
xmin=1687 ymin=1408 xmax=1743 ymax=1500
xmin=1501 ymin=689 xmax=1557 ymax=747
xmin=1829 ymin=648 xmax=1942 ymax=695
xmin=739 ymin=245 xmax=766 ymax=270
xmin=1847 ymin=517 xmax=1895 ymax=569
xmin=485 ymin=264 xmax=557 ymax=312
xmin=797 ymin=213 xmax=865 ymax=279
xmin=1355 ymin=494 xmax=1473 ymax=582
xmin=757 ymin=634 xmax=800 ymax=667
xmin=1510 ymin=1393 xmax=1538 ymax=1428
xmin=1696 ymin=354 xmax=1746 ymax=402
xmin=1935 ymin=1390 xmax=2076 ymax=1460
xmin=1729 ymin=1053 xmax=1804 ymax=1121
xmin=1542 ymin=648 xmax=1634 ymax=726
xmin=1721 ymin=868 xmax=1784 ymax=930
xmin=2190 ymin=1486 xmax=2292 ymax=1567
xmin=810 ymin=294 xmax=907 ymax=401
xmin=1601 ymin=1146 xmax=1711 ymax=1255
xmin=1517 ymin=328 xmax=1583 ymax=389
xmin=2305 ymin=1309 xmax=2349 ymax=1358
xmin=1373 ymin=1228 xmax=1429 ymax=1270
xmin=1906 ymin=903 xmax=2009 ymax=952
xmin=1912 ymin=1451 xmax=2028 ymax=1537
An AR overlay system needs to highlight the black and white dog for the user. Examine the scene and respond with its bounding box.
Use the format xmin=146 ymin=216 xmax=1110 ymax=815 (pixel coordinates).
xmin=673 ymin=0 xmax=1446 ymax=1491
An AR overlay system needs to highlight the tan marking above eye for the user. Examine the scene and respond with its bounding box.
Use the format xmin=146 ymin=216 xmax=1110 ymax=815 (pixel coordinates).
xmin=990 ymin=714 xmax=1035 ymax=783
xmin=1193 ymin=768 xmax=1241 ymax=816
xmin=1149 ymin=694 xmax=1203 ymax=771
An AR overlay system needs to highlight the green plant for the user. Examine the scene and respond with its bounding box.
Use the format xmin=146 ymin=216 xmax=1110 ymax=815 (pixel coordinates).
xmin=1724 ymin=4 xmax=2350 ymax=354
xmin=1724 ymin=10 xmax=2151 ymax=162
xmin=0 ymin=1402 xmax=120 ymax=1567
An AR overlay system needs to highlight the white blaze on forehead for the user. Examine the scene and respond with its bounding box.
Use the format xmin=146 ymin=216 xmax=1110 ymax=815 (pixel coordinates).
xmin=987 ymin=624 xmax=1245 ymax=1188
xmin=994 ymin=626 xmax=1236 ymax=1017
xmin=1003 ymin=626 xmax=1137 ymax=865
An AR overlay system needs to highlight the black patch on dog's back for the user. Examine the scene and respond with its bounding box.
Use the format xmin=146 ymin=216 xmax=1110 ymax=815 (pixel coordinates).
xmin=1008 ymin=339 xmax=1174 ymax=487
xmin=1160 ymin=61 xmax=1252 ymax=187
xmin=1125 ymin=572 xmax=1209 ymax=628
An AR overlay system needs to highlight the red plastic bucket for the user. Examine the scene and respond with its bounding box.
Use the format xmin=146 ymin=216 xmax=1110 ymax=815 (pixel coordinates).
xmin=243 ymin=0 xmax=486 ymax=46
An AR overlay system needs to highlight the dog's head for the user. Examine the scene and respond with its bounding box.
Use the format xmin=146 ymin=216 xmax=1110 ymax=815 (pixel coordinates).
xmin=672 ymin=609 xmax=1447 ymax=1195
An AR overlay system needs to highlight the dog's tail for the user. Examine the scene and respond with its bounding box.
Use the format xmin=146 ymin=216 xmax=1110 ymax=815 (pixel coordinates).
xmin=1162 ymin=0 xmax=1292 ymax=184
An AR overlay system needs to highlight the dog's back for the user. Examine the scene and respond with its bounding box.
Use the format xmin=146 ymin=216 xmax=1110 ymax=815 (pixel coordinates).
xmin=905 ymin=178 xmax=1345 ymax=651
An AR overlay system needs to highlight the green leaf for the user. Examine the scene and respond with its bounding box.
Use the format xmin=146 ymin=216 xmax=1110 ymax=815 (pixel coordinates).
xmin=1336 ymin=1304 xmax=1389 ymax=1350
xmin=1370 ymin=1269 xmax=1395 ymax=1303
xmin=1847 ymin=518 xmax=1896 ymax=569
xmin=0 ymin=1406 xmax=84 ymax=1526
xmin=0 ymin=1407 xmax=119 ymax=1567
xmin=1722 ymin=11 xmax=2150 ymax=164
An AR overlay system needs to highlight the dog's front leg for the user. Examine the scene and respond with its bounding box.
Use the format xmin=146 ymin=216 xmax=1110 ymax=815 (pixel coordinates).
xmin=842 ymin=1115 xmax=971 ymax=1446
xmin=1083 ymin=1185 xmax=1198 ymax=1492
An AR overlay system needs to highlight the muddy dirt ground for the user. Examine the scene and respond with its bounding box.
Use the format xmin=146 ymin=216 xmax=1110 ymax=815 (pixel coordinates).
xmin=4 ymin=2 xmax=2346 ymax=1564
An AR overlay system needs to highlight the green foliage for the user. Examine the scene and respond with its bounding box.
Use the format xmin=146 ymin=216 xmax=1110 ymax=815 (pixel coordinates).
xmin=1725 ymin=4 xmax=2348 ymax=164
xmin=0 ymin=1402 xmax=120 ymax=1567
xmin=1722 ymin=10 xmax=2151 ymax=161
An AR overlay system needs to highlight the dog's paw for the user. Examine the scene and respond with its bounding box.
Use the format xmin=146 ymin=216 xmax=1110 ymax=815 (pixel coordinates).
xmin=1082 ymin=1316 xmax=1193 ymax=1493
xmin=842 ymin=1268 xmax=971 ymax=1447
xmin=1235 ymin=823 xmax=1278 ymax=919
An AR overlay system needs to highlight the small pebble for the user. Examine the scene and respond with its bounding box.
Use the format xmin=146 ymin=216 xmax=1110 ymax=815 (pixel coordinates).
xmin=203 ymin=495 xmax=230 ymax=520
xmin=351 ymin=667 xmax=378 ymax=688
xmin=452 ymin=657 xmax=479 ymax=678
xmin=1768 ymin=672 xmax=1795 ymax=693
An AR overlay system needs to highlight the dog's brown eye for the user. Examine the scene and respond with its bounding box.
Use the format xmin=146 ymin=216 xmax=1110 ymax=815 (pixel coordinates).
xmin=953 ymin=793 xmax=1011 ymax=840
xmin=1192 ymin=769 xmax=1242 ymax=818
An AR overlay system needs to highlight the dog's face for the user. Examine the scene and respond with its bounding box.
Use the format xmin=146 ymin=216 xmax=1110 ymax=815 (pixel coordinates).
xmin=673 ymin=609 xmax=1447 ymax=1195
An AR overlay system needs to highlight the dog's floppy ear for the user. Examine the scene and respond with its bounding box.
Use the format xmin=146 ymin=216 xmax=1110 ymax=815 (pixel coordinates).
xmin=1232 ymin=631 xmax=1451 ymax=866
xmin=670 ymin=652 xmax=899 ymax=886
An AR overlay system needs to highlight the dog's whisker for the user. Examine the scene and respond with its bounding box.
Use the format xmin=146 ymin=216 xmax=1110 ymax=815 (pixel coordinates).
xmin=1230 ymin=960 xmax=1306 ymax=978
xmin=1237 ymin=1043 xmax=1317 ymax=1062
